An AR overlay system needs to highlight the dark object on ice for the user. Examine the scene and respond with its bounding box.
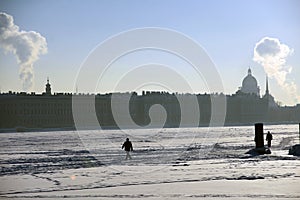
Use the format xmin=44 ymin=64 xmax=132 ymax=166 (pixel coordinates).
xmin=254 ymin=123 xmax=264 ymax=148
xmin=248 ymin=123 xmax=271 ymax=155
xmin=266 ymin=131 xmax=273 ymax=148
xmin=122 ymin=138 xmax=133 ymax=160
xmin=289 ymin=144 xmax=300 ymax=156
xmin=288 ymin=123 xmax=300 ymax=156
xmin=246 ymin=147 xmax=271 ymax=156
xmin=227 ymin=175 xmax=264 ymax=180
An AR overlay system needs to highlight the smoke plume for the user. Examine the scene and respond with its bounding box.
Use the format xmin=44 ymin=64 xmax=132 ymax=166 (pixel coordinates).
xmin=0 ymin=12 xmax=47 ymax=91
xmin=253 ymin=37 xmax=299 ymax=104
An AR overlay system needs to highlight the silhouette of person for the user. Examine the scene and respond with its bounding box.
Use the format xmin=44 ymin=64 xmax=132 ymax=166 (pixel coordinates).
xmin=266 ymin=131 xmax=273 ymax=148
xmin=122 ymin=138 xmax=133 ymax=160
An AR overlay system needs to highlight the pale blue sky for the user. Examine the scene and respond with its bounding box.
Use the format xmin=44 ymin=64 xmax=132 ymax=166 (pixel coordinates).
xmin=0 ymin=0 xmax=299 ymax=105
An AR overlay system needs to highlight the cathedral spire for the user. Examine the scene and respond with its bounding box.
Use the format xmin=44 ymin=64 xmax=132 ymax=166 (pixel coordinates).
xmin=248 ymin=67 xmax=252 ymax=75
xmin=265 ymin=75 xmax=269 ymax=95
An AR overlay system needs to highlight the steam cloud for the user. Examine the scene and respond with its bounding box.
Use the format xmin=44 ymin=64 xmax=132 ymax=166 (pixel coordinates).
xmin=253 ymin=37 xmax=299 ymax=104
xmin=0 ymin=12 xmax=47 ymax=91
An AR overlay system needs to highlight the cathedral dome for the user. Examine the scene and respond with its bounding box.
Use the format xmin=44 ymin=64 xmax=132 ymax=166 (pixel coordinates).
xmin=240 ymin=68 xmax=260 ymax=96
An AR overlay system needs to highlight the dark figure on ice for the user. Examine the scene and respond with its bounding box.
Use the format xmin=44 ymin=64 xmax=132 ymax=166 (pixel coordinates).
xmin=266 ymin=131 xmax=273 ymax=148
xmin=122 ymin=138 xmax=133 ymax=160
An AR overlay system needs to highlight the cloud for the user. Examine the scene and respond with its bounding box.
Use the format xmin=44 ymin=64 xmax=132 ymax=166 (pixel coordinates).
xmin=253 ymin=37 xmax=299 ymax=104
xmin=0 ymin=12 xmax=47 ymax=91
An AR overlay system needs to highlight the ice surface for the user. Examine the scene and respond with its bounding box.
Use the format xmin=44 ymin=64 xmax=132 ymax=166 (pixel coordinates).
xmin=0 ymin=125 xmax=299 ymax=199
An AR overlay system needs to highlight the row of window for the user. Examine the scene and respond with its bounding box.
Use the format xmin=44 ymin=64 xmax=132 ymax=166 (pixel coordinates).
xmin=17 ymin=118 xmax=73 ymax=125
xmin=0 ymin=108 xmax=73 ymax=115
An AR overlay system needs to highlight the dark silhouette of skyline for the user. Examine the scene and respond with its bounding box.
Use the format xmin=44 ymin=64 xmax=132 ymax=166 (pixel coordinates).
xmin=0 ymin=69 xmax=299 ymax=130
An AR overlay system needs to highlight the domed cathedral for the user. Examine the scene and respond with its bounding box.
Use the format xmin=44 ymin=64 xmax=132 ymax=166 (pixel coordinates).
xmin=238 ymin=67 xmax=260 ymax=96
xmin=230 ymin=67 xmax=269 ymax=124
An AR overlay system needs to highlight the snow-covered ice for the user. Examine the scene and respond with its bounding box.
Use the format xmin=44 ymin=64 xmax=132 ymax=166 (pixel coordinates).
xmin=0 ymin=124 xmax=299 ymax=199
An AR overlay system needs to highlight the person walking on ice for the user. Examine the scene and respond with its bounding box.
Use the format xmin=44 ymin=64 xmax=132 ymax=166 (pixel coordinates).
xmin=122 ymin=138 xmax=133 ymax=160
xmin=266 ymin=131 xmax=273 ymax=148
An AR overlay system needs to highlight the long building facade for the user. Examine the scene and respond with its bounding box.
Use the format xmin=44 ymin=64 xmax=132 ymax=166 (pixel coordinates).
xmin=0 ymin=70 xmax=299 ymax=130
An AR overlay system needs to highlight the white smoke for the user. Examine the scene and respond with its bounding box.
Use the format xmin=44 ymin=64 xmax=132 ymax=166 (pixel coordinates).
xmin=0 ymin=12 xmax=47 ymax=91
xmin=253 ymin=37 xmax=299 ymax=104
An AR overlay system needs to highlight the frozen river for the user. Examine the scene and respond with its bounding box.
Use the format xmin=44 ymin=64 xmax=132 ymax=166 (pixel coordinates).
xmin=0 ymin=124 xmax=299 ymax=199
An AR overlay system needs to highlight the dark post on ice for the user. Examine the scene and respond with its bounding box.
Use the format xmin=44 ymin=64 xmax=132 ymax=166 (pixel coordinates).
xmin=255 ymin=123 xmax=264 ymax=148
xmin=247 ymin=123 xmax=271 ymax=155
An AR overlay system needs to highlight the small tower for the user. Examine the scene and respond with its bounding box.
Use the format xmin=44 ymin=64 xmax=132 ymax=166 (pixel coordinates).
xmin=248 ymin=67 xmax=252 ymax=75
xmin=265 ymin=75 xmax=269 ymax=96
xmin=263 ymin=75 xmax=277 ymax=108
xmin=45 ymin=77 xmax=51 ymax=95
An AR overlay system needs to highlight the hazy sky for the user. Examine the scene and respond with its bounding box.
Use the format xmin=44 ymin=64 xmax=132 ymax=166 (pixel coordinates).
xmin=0 ymin=0 xmax=299 ymax=105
